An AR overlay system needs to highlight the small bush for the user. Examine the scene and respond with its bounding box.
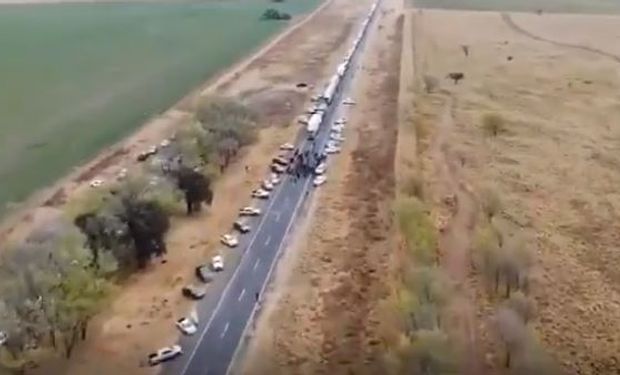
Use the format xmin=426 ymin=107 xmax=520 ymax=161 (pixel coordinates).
xmin=401 ymin=174 xmax=425 ymax=200
xmin=422 ymin=74 xmax=439 ymax=93
xmin=408 ymin=329 xmax=458 ymax=373
xmin=261 ymin=8 xmax=291 ymax=21
xmin=480 ymin=187 xmax=501 ymax=221
xmin=473 ymin=224 xmax=501 ymax=273
xmin=396 ymin=198 xmax=437 ymax=265
xmin=504 ymin=291 xmax=535 ymax=324
xmin=64 ymin=187 xmax=111 ymax=219
xmin=482 ymin=112 xmax=506 ymax=137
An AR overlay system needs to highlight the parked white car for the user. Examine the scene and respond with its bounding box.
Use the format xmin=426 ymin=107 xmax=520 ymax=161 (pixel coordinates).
xmin=117 ymin=168 xmax=128 ymax=180
xmin=335 ymin=117 xmax=347 ymax=125
xmin=313 ymin=175 xmax=327 ymax=186
xmin=211 ymin=255 xmax=224 ymax=271
xmin=270 ymin=173 xmax=281 ymax=185
xmin=330 ymin=132 xmax=345 ymax=141
xmin=148 ymin=345 xmax=182 ymax=366
xmin=89 ymin=179 xmax=104 ymax=188
xmin=314 ymin=162 xmax=327 ymax=175
xmin=343 ymin=97 xmax=356 ymax=105
xmin=160 ymin=139 xmax=171 ymax=148
xmin=262 ymin=180 xmax=274 ymax=191
xmin=280 ymin=143 xmax=295 ymax=151
xmin=326 ymin=146 xmax=341 ymax=154
xmin=332 ymin=124 xmax=344 ymax=133
xmin=271 ymin=164 xmax=286 ymax=174
xmin=0 ymin=331 xmax=7 ymax=346
xmin=220 ymin=234 xmax=239 ymax=248
xmin=175 ymin=318 xmax=197 ymax=335
xmin=252 ymin=188 xmax=270 ymax=199
xmin=239 ymin=206 xmax=261 ymax=216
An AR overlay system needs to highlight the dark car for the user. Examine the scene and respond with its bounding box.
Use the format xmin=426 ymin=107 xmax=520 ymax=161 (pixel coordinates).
xmin=233 ymin=220 xmax=251 ymax=234
xmin=195 ymin=265 xmax=214 ymax=283
xmin=137 ymin=152 xmax=150 ymax=162
xmin=272 ymin=156 xmax=289 ymax=166
xmin=182 ymin=284 xmax=206 ymax=300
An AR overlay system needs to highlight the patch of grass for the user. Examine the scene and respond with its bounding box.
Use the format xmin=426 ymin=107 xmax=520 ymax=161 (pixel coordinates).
xmin=480 ymin=187 xmax=502 ymax=221
xmin=401 ymin=173 xmax=425 ymax=200
xmin=482 ymin=112 xmax=506 ymax=137
xmin=0 ymin=0 xmax=319 ymax=218
xmin=396 ymin=197 xmax=437 ymax=265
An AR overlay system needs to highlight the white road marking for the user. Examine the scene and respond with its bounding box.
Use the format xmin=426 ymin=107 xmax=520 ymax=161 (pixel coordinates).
xmin=220 ymin=322 xmax=230 ymax=338
xmin=264 ymin=236 xmax=271 ymax=246
xmin=178 ymin=153 xmax=300 ymax=375
xmin=238 ymin=288 xmax=246 ymax=302
xmin=253 ymin=258 xmax=261 ymax=272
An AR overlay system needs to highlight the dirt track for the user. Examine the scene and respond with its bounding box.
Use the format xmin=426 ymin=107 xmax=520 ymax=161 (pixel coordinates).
xmin=241 ymin=0 xmax=402 ymax=372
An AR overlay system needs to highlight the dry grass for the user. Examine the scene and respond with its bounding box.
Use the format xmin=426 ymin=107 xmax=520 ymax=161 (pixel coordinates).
xmin=411 ymin=8 xmax=620 ymax=374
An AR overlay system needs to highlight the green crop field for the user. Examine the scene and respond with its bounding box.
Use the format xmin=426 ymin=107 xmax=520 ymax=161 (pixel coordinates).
xmin=0 ymin=0 xmax=318 ymax=217
xmin=408 ymin=0 xmax=620 ymax=13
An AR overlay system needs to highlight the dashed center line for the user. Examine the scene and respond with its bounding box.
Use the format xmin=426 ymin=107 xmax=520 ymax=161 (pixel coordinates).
xmin=238 ymin=288 xmax=246 ymax=302
xmin=253 ymin=258 xmax=260 ymax=272
xmin=220 ymin=322 xmax=230 ymax=338
xmin=264 ymin=235 xmax=271 ymax=246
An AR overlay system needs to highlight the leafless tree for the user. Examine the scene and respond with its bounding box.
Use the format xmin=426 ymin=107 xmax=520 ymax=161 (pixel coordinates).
xmin=495 ymin=307 xmax=527 ymax=368
xmin=504 ymin=292 xmax=535 ymax=324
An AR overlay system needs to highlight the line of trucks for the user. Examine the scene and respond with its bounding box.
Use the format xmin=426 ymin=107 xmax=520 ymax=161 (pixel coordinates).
xmin=306 ymin=0 xmax=379 ymax=139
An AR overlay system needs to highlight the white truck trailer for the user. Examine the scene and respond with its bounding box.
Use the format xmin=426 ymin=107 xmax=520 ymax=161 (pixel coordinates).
xmin=307 ymin=112 xmax=323 ymax=139
xmin=322 ymin=74 xmax=340 ymax=104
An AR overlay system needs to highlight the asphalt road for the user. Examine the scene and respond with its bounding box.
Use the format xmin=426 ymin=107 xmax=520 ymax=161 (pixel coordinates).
xmin=163 ymin=4 xmax=378 ymax=374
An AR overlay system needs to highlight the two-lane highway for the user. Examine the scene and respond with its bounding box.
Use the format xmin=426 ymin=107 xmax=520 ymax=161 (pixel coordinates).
xmin=164 ymin=2 xmax=379 ymax=374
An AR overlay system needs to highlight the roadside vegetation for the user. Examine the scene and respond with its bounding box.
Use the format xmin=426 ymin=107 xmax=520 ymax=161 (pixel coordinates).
xmin=472 ymin=189 xmax=558 ymax=373
xmin=0 ymin=96 xmax=257 ymax=373
xmin=383 ymin=161 xmax=459 ymax=374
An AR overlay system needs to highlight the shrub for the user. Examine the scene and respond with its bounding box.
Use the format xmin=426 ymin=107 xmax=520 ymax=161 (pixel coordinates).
xmin=422 ymin=74 xmax=439 ymax=93
xmin=495 ymin=307 xmax=527 ymax=368
xmin=407 ymin=329 xmax=458 ymax=374
xmin=482 ymin=112 xmax=506 ymax=136
xmin=473 ymin=224 xmax=501 ymax=274
xmin=401 ymin=174 xmax=425 ymax=200
xmin=504 ymin=291 xmax=535 ymax=324
xmin=396 ymin=198 xmax=437 ymax=265
xmin=261 ymin=8 xmax=291 ymax=20
xmin=480 ymin=187 xmax=501 ymax=221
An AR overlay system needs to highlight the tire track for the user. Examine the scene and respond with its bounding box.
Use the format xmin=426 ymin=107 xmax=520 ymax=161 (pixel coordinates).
xmin=501 ymin=13 xmax=620 ymax=64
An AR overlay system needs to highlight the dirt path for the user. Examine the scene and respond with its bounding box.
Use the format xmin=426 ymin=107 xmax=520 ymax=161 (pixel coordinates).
xmin=430 ymin=96 xmax=483 ymax=374
xmin=501 ymin=13 xmax=620 ymax=63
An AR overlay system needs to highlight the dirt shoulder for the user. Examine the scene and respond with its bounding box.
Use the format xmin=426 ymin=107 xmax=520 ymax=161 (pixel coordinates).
xmin=23 ymin=0 xmax=370 ymax=373
xmin=241 ymin=0 xmax=403 ymax=372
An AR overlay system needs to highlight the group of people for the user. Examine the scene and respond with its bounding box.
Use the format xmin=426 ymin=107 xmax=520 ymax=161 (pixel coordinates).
xmin=287 ymin=147 xmax=326 ymax=181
